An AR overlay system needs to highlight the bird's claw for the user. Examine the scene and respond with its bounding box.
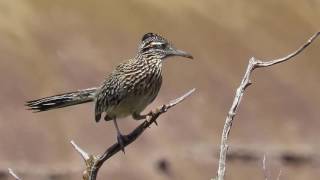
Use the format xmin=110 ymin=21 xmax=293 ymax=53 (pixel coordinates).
xmin=147 ymin=111 xmax=158 ymax=126
xmin=153 ymin=119 xmax=158 ymax=126
xmin=117 ymin=134 xmax=127 ymax=154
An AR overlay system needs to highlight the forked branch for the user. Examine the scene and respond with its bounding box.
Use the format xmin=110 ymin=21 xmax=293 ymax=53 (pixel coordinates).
xmin=215 ymin=32 xmax=320 ymax=180
xmin=72 ymin=89 xmax=195 ymax=180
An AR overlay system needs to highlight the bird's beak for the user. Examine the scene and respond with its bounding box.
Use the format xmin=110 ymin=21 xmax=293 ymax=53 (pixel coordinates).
xmin=170 ymin=48 xmax=193 ymax=59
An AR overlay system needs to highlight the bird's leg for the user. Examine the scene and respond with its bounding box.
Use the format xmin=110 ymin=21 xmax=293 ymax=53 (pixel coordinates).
xmin=113 ymin=119 xmax=126 ymax=153
xmin=132 ymin=112 xmax=158 ymax=126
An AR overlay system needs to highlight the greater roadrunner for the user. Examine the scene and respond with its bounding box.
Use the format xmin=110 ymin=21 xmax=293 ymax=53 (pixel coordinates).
xmin=26 ymin=33 xmax=193 ymax=151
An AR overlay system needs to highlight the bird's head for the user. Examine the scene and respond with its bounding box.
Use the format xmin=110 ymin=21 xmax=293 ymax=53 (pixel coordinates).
xmin=138 ymin=33 xmax=193 ymax=60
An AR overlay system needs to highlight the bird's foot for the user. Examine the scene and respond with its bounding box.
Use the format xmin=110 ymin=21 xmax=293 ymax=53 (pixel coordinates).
xmin=146 ymin=111 xmax=158 ymax=126
xmin=117 ymin=133 xmax=127 ymax=153
xmin=132 ymin=111 xmax=159 ymax=126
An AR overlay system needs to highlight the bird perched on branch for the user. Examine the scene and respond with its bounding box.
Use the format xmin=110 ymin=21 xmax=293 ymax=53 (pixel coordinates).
xmin=26 ymin=33 xmax=193 ymax=152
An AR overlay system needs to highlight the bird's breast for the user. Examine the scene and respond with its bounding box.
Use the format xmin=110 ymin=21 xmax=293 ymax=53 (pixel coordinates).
xmin=107 ymin=64 xmax=162 ymax=118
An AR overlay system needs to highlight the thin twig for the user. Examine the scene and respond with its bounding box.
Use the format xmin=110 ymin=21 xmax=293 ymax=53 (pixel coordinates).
xmin=215 ymin=32 xmax=319 ymax=180
xmin=8 ymin=168 xmax=22 ymax=180
xmin=262 ymin=154 xmax=269 ymax=180
xmin=71 ymin=140 xmax=90 ymax=161
xmin=71 ymin=89 xmax=195 ymax=180
xmin=70 ymin=141 xmax=96 ymax=180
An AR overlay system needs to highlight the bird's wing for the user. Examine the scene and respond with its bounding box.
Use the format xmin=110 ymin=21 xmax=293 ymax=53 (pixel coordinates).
xmin=94 ymin=60 xmax=135 ymax=122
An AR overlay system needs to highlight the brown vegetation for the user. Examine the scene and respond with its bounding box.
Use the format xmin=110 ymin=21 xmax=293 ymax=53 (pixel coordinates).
xmin=0 ymin=0 xmax=319 ymax=179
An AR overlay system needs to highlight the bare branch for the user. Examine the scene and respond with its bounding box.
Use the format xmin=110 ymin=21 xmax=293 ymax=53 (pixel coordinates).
xmin=8 ymin=168 xmax=22 ymax=180
xmin=71 ymin=140 xmax=90 ymax=161
xmin=71 ymin=89 xmax=195 ymax=180
xmin=262 ymin=154 xmax=269 ymax=180
xmin=255 ymin=31 xmax=320 ymax=67
xmin=215 ymin=32 xmax=319 ymax=180
xmin=70 ymin=140 xmax=97 ymax=180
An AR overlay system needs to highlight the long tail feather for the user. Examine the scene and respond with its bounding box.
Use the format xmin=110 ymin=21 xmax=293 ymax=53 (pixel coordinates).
xmin=26 ymin=87 xmax=98 ymax=112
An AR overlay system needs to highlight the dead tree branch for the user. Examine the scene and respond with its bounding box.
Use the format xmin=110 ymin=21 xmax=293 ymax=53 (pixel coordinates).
xmin=8 ymin=168 xmax=22 ymax=180
xmin=262 ymin=154 xmax=269 ymax=180
xmin=215 ymin=32 xmax=320 ymax=180
xmin=261 ymin=154 xmax=282 ymax=180
xmin=71 ymin=89 xmax=195 ymax=180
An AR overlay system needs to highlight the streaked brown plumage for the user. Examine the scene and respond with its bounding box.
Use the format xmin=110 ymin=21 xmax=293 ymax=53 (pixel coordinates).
xmin=26 ymin=33 xmax=193 ymax=151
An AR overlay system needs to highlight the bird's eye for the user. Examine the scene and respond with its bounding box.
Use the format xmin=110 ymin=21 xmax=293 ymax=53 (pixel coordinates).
xmin=157 ymin=43 xmax=166 ymax=49
xmin=143 ymin=42 xmax=166 ymax=51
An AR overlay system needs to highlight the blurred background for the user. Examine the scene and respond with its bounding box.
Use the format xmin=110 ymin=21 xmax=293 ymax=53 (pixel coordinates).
xmin=0 ymin=0 xmax=319 ymax=179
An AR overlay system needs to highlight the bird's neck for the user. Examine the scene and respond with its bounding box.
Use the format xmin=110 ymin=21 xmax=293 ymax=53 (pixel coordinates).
xmin=136 ymin=53 xmax=162 ymax=66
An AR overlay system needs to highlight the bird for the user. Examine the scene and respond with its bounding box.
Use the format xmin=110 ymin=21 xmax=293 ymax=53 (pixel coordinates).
xmin=26 ymin=33 xmax=193 ymax=152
